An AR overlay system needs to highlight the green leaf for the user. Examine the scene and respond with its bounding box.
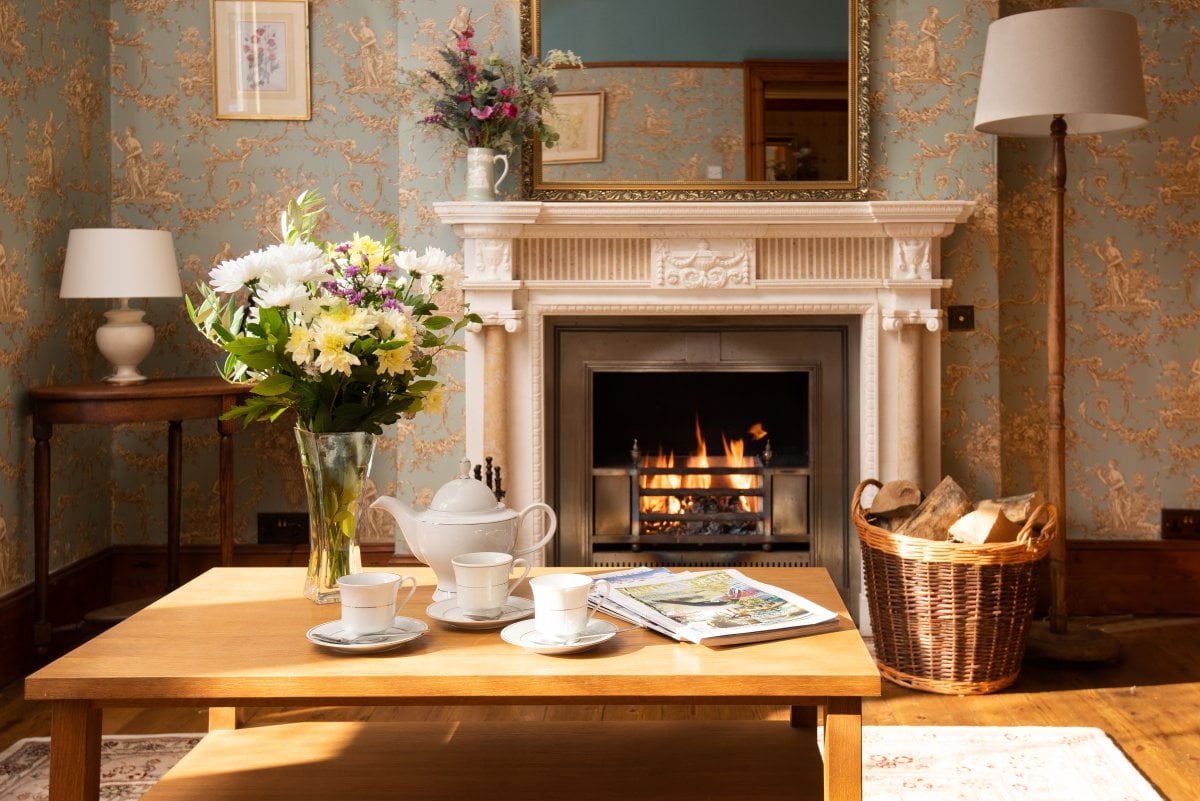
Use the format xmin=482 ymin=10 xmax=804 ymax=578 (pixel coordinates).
xmin=253 ymin=374 xmax=295 ymax=397
xmin=423 ymin=315 xmax=453 ymax=330
xmin=223 ymin=337 xmax=270 ymax=356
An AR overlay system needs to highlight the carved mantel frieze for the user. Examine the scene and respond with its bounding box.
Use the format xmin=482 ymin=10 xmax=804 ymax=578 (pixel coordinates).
xmin=651 ymin=238 xmax=754 ymax=290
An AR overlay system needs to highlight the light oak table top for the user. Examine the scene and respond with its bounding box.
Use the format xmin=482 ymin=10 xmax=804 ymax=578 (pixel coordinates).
xmin=27 ymin=566 xmax=880 ymax=801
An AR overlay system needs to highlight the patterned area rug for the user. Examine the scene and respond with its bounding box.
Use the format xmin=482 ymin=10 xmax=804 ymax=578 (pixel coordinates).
xmin=0 ymin=733 xmax=200 ymax=801
xmin=835 ymin=725 xmax=1164 ymax=800
xmin=0 ymin=726 xmax=1162 ymax=801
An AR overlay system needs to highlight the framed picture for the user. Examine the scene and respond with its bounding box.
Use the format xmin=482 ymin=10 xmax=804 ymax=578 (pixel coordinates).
xmin=211 ymin=0 xmax=310 ymax=120
xmin=543 ymin=91 xmax=604 ymax=164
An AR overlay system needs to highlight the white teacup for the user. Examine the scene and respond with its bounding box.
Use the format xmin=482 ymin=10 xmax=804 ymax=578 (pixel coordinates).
xmin=529 ymin=573 xmax=610 ymax=644
xmin=452 ymin=552 xmax=531 ymax=620
xmin=337 ymin=572 xmax=417 ymax=635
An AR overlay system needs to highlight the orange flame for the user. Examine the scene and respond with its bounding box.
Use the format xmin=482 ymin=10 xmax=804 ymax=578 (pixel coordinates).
xmin=640 ymin=416 xmax=762 ymax=514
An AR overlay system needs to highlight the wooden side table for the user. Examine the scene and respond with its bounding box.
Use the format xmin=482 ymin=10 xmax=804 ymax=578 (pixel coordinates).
xmin=30 ymin=377 xmax=253 ymax=657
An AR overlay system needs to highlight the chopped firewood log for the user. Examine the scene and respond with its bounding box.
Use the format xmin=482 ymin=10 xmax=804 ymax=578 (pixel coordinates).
xmin=869 ymin=480 xmax=922 ymax=519
xmin=948 ymin=507 xmax=1023 ymax=544
xmin=976 ymin=491 xmax=1045 ymax=525
xmin=894 ymin=475 xmax=972 ymax=540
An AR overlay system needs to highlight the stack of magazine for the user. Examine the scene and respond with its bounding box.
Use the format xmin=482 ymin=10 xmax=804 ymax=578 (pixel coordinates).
xmin=587 ymin=566 xmax=841 ymax=646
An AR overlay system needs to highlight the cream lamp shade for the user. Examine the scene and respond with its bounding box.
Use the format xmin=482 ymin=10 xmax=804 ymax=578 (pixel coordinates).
xmin=61 ymin=228 xmax=183 ymax=384
xmin=973 ymin=7 xmax=1147 ymax=136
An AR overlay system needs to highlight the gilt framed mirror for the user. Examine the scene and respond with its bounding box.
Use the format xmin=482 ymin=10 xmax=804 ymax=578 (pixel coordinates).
xmin=520 ymin=0 xmax=868 ymax=201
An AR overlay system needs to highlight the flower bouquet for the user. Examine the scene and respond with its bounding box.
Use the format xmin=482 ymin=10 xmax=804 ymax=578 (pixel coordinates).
xmin=188 ymin=190 xmax=479 ymax=601
xmin=412 ymin=15 xmax=582 ymax=153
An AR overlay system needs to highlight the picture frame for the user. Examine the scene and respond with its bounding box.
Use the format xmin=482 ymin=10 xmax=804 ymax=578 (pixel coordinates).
xmin=542 ymin=91 xmax=604 ymax=164
xmin=211 ymin=0 xmax=311 ymax=120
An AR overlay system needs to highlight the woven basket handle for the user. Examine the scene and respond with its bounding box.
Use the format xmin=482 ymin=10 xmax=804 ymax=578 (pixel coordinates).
xmin=851 ymin=478 xmax=883 ymax=519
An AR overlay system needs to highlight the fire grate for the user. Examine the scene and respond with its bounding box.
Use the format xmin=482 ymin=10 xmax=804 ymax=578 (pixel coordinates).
xmin=591 ymin=440 xmax=811 ymax=559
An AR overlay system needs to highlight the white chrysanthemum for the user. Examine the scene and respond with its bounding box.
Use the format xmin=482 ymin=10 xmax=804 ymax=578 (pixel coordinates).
xmin=415 ymin=246 xmax=455 ymax=274
xmin=254 ymin=281 xmax=311 ymax=311
xmin=209 ymin=256 xmax=260 ymax=293
xmin=250 ymin=243 xmax=326 ymax=289
xmin=391 ymin=249 xmax=417 ymax=281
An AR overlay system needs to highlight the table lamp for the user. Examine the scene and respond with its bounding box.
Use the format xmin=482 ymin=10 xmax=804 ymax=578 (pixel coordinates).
xmin=61 ymin=228 xmax=183 ymax=384
xmin=974 ymin=7 xmax=1147 ymax=662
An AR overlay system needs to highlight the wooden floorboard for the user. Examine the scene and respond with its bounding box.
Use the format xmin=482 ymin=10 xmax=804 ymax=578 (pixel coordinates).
xmin=4 ymin=616 xmax=1197 ymax=800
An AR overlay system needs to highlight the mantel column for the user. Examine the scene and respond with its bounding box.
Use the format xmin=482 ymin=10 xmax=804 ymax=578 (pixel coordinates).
xmin=882 ymin=311 xmax=942 ymax=490
xmin=468 ymin=312 xmax=523 ymax=484
xmin=881 ymin=224 xmax=946 ymax=492
xmin=450 ymin=217 xmax=528 ymax=495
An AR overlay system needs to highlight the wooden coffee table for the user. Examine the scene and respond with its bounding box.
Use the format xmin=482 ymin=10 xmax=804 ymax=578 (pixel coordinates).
xmin=25 ymin=566 xmax=880 ymax=801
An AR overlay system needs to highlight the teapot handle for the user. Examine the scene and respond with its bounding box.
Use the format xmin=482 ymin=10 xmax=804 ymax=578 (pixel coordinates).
xmin=512 ymin=502 xmax=558 ymax=556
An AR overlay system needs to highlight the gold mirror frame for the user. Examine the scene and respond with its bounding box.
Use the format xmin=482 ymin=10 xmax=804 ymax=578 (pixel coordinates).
xmin=520 ymin=0 xmax=869 ymax=201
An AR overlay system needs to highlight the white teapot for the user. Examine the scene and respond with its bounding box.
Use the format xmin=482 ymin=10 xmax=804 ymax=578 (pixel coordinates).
xmin=370 ymin=458 xmax=557 ymax=599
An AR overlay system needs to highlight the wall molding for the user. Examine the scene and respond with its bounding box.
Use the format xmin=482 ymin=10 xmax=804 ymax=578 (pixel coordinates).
xmin=1044 ymin=540 xmax=1200 ymax=617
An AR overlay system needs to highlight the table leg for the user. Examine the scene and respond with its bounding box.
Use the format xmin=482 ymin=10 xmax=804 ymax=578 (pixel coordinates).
xmin=217 ymin=415 xmax=236 ymax=566
xmin=49 ymin=700 xmax=102 ymax=801
xmin=209 ymin=706 xmax=241 ymax=730
xmin=822 ymin=696 xmax=862 ymax=801
xmin=789 ymin=704 xmax=818 ymax=729
xmin=167 ymin=420 xmax=182 ymax=590
xmin=33 ymin=419 xmax=52 ymax=658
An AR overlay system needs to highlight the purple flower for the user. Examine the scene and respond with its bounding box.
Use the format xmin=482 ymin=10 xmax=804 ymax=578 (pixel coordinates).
xmin=471 ymin=105 xmax=495 ymax=120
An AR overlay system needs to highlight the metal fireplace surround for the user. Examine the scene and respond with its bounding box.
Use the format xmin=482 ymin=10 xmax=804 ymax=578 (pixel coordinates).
xmin=435 ymin=200 xmax=974 ymax=624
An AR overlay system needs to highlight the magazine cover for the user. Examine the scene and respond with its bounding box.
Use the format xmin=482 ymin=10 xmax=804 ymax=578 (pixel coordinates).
xmin=593 ymin=568 xmax=840 ymax=645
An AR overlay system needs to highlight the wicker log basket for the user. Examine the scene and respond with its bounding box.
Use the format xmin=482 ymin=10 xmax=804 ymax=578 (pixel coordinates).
xmin=852 ymin=479 xmax=1057 ymax=695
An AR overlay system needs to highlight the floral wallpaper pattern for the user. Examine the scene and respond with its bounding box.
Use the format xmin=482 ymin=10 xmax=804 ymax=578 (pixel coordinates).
xmin=0 ymin=0 xmax=1196 ymax=598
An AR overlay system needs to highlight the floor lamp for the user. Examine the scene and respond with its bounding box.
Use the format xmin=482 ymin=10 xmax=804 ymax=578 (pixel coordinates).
xmin=974 ymin=8 xmax=1147 ymax=662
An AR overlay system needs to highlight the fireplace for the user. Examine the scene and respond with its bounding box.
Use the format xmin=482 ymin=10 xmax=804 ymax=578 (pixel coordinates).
xmin=549 ymin=317 xmax=851 ymax=587
xmin=435 ymin=199 xmax=975 ymax=626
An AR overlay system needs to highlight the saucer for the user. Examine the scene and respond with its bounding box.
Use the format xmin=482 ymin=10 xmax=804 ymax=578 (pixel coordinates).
xmin=500 ymin=619 xmax=618 ymax=655
xmin=306 ymin=616 xmax=428 ymax=654
xmin=426 ymin=597 xmax=534 ymax=630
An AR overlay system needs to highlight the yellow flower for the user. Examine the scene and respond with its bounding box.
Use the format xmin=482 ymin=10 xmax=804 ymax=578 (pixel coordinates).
xmin=285 ymin=325 xmax=315 ymax=364
xmin=350 ymin=233 xmax=386 ymax=271
xmin=312 ymin=328 xmax=359 ymax=375
xmin=376 ymin=344 xmax=413 ymax=376
xmin=424 ymin=384 xmax=446 ymax=414
xmin=320 ymin=301 xmax=377 ymax=337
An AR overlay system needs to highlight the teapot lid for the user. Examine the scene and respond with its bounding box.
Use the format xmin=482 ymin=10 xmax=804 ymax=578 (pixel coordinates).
xmin=429 ymin=457 xmax=504 ymax=514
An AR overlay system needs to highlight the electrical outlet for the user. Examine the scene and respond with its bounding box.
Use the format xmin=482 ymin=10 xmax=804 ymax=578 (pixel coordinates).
xmin=1161 ymin=508 xmax=1200 ymax=540
xmin=947 ymin=305 xmax=975 ymax=331
xmin=258 ymin=512 xmax=309 ymax=544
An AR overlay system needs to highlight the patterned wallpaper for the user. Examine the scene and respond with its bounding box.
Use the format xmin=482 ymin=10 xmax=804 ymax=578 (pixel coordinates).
xmin=0 ymin=0 xmax=1196 ymax=598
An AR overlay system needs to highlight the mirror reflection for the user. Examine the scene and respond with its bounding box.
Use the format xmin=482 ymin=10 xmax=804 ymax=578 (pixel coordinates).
xmin=523 ymin=0 xmax=866 ymax=201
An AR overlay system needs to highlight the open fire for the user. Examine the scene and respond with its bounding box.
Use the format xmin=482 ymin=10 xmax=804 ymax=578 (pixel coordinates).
xmin=635 ymin=416 xmax=770 ymax=538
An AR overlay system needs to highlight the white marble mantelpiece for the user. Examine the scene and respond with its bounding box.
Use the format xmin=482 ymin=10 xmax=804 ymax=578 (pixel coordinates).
xmin=436 ymin=200 xmax=975 ymax=622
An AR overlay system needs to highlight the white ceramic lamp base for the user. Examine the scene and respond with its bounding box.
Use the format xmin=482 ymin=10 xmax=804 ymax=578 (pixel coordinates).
xmin=95 ymin=306 xmax=155 ymax=384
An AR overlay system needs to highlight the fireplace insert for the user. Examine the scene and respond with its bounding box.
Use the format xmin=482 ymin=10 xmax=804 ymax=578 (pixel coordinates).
xmin=549 ymin=318 xmax=851 ymax=581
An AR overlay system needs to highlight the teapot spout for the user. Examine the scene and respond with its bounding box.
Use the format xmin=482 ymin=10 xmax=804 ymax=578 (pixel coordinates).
xmin=370 ymin=495 xmax=423 ymax=561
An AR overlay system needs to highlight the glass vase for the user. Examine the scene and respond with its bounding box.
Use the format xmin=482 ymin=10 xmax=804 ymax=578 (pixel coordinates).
xmin=295 ymin=427 xmax=377 ymax=603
